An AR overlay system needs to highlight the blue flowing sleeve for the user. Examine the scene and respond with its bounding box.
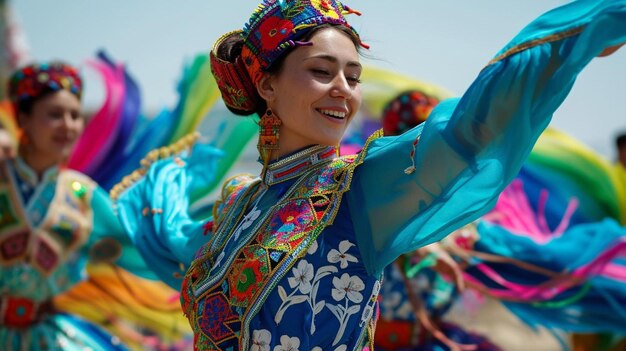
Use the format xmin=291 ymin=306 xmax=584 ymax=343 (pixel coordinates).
xmin=86 ymin=186 xmax=158 ymax=279
xmin=348 ymin=0 xmax=626 ymax=276
xmin=112 ymin=134 xmax=223 ymax=290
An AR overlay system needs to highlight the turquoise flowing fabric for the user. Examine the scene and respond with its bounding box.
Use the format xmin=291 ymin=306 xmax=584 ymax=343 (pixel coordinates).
xmin=348 ymin=0 xmax=626 ymax=276
xmin=115 ymin=144 xmax=223 ymax=289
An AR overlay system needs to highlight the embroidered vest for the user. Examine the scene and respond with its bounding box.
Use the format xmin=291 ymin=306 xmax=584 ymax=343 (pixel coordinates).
xmin=181 ymin=154 xmax=367 ymax=350
xmin=0 ymin=163 xmax=95 ymax=276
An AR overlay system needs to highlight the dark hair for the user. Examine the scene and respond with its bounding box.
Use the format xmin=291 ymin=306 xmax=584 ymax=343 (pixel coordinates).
xmin=14 ymin=88 xmax=58 ymax=116
xmin=617 ymin=133 xmax=626 ymax=148
xmin=216 ymin=24 xmax=362 ymax=117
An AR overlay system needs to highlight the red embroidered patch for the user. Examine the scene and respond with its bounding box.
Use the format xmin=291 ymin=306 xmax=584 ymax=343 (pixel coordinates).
xmin=0 ymin=231 xmax=30 ymax=260
xmin=203 ymin=220 xmax=214 ymax=235
xmin=1 ymin=296 xmax=37 ymax=328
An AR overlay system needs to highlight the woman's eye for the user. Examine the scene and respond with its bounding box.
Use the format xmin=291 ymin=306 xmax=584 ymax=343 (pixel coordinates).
xmin=347 ymin=76 xmax=362 ymax=85
xmin=311 ymin=69 xmax=330 ymax=76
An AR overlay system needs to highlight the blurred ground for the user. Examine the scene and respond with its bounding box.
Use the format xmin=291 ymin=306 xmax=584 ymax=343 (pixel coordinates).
xmin=445 ymin=292 xmax=569 ymax=351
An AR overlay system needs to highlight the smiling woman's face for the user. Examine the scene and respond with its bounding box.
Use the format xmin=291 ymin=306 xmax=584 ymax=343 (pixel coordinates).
xmin=19 ymin=89 xmax=84 ymax=163
xmin=259 ymin=27 xmax=362 ymax=155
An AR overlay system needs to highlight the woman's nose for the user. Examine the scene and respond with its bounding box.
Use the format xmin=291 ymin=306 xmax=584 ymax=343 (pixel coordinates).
xmin=330 ymin=75 xmax=352 ymax=100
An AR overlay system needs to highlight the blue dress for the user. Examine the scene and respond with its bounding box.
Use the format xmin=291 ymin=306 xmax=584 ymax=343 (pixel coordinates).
xmin=115 ymin=1 xmax=626 ymax=350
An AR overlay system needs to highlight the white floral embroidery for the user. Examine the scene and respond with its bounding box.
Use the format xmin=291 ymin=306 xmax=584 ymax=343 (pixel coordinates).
xmin=288 ymin=260 xmax=314 ymax=294
xmin=307 ymin=240 xmax=318 ymax=255
xmin=331 ymin=273 xmax=364 ymax=303
xmin=275 ymin=260 xmax=313 ymax=324
xmin=212 ymin=251 xmax=225 ymax=269
xmin=327 ymin=240 xmax=358 ymax=268
xmin=327 ymin=273 xmax=365 ymax=345
xmin=274 ymin=259 xmax=338 ymax=333
xmin=273 ymin=335 xmax=300 ymax=351
xmin=311 ymin=346 xmax=346 ymax=351
xmin=233 ymin=206 xmax=261 ymax=241
xmin=251 ymin=329 xmax=271 ymax=351
xmin=274 ymin=239 xmax=362 ymax=344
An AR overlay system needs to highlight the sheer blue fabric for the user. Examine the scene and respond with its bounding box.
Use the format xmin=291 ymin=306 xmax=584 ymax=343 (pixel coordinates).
xmin=348 ymin=0 xmax=626 ymax=276
xmin=115 ymin=143 xmax=222 ymax=289
xmin=471 ymin=219 xmax=626 ymax=333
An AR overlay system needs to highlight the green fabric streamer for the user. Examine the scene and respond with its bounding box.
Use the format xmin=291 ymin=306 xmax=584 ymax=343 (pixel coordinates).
xmin=531 ymin=282 xmax=592 ymax=309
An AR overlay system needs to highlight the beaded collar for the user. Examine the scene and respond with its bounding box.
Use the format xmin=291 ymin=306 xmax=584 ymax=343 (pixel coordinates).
xmin=262 ymin=145 xmax=337 ymax=186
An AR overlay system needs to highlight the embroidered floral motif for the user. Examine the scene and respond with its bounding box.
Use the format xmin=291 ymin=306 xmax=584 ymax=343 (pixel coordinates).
xmin=332 ymin=273 xmax=365 ymax=303
xmin=327 ymin=273 xmax=365 ymax=345
xmin=327 ymin=240 xmax=358 ymax=269
xmin=288 ymin=260 xmax=314 ymax=294
xmin=228 ymin=245 xmax=271 ymax=306
xmin=294 ymin=156 xmax=356 ymax=198
xmin=274 ymin=238 xmax=364 ymax=338
xmin=312 ymin=346 xmax=347 ymax=351
xmin=261 ymin=199 xmax=316 ymax=250
xmin=251 ymin=329 xmax=271 ymax=351
xmin=274 ymin=335 xmax=301 ymax=351
xmin=307 ymin=240 xmax=318 ymax=255
xmin=197 ymin=292 xmax=240 ymax=342
xmin=274 ymin=257 xmax=338 ymax=330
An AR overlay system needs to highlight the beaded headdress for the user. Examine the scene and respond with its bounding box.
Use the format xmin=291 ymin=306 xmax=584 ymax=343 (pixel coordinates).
xmin=382 ymin=90 xmax=440 ymax=136
xmin=8 ymin=62 xmax=83 ymax=110
xmin=210 ymin=0 xmax=365 ymax=114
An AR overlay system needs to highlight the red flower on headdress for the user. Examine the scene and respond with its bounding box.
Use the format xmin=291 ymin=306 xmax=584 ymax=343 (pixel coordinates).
xmin=258 ymin=16 xmax=295 ymax=51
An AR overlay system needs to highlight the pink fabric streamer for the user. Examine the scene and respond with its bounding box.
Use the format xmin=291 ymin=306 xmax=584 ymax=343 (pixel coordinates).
xmin=603 ymin=263 xmax=626 ymax=281
xmin=67 ymin=59 xmax=125 ymax=172
xmin=462 ymin=238 xmax=626 ymax=301
xmin=487 ymin=180 xmax=578 ymax=244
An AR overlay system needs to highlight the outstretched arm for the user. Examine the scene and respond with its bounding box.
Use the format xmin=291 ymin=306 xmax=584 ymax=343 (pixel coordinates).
xmin=349 ymin=0 xmax=626 ymax=276
xmin=113 ymin=136 xmax=223 ymax=290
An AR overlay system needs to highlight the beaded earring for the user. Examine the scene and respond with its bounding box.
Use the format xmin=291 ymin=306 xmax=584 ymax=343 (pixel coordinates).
xmin=258 ymin=108 xmax=282 ymax=166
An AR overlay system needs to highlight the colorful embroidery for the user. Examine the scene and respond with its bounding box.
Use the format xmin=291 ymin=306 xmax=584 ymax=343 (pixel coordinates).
xmin=0 ymin=163 xmax=95 ymax=276
xmin=213 ymin=174 xmax=258 ymax=232
xmin=0 ymin=193 xmax=19 ymax=229
xmin=197 ymin=292 xmax=240 ymax=343
xmin=261 ymin=199 xmax=316 ymax=250
xmin=32 ymin=236 xmax=59 ymax=272
xmin=228 ymin=245 xmax=270 ymax=306
xmin=0 ymin=231 xmax=29 ymax=262
xmin=184 ymin=132 xmax=382 ymax=350
xmin=9 ymin=62 xmax=82 ymax=107
xmin=185 ymin=155 xmax=362 ymax=350
xmin=240 ymin=0 xmax=364 ymax=85
xmin=0 ymin=164 xmax=33 ymax=265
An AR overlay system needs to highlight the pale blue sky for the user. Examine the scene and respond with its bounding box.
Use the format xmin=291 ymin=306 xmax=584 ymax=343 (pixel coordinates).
xmin=13 ymin=0 xmax=626 ymax=158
